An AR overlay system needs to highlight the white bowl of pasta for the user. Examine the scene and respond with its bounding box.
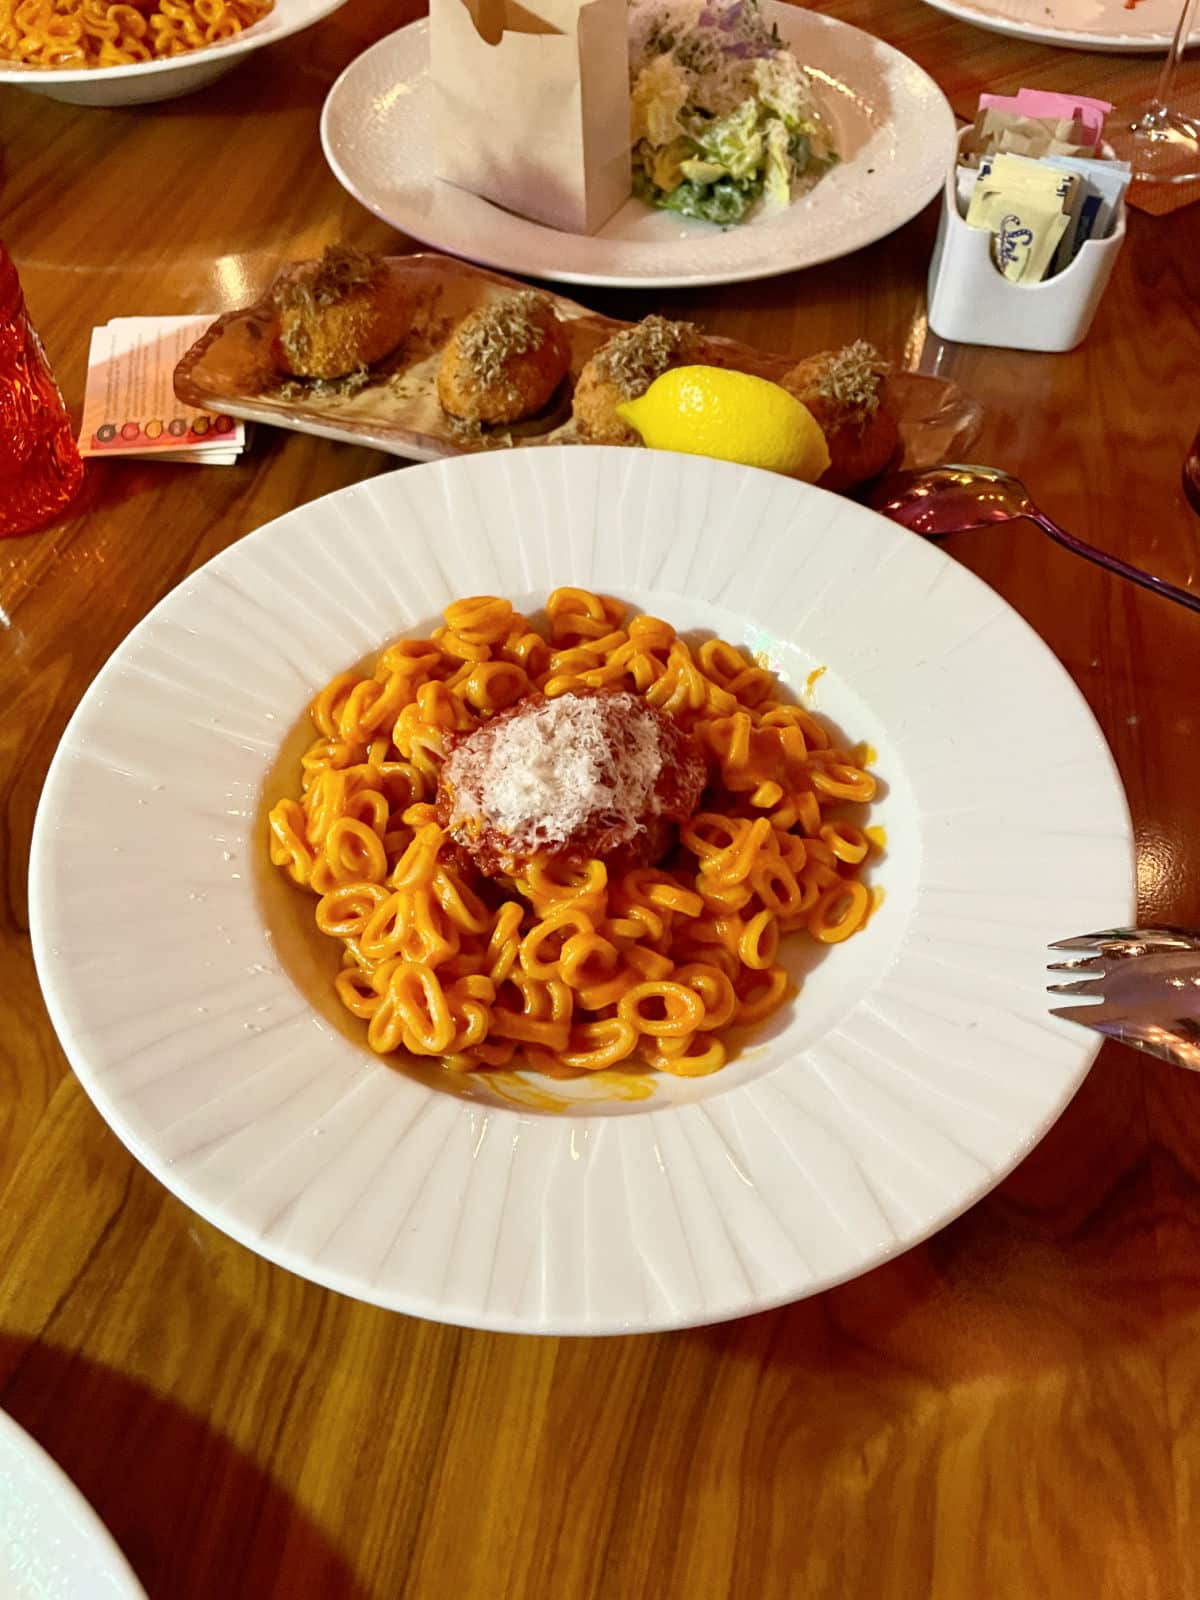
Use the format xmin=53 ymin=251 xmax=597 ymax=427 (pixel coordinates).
xmin=28 ymin=448 xmax=1134 ymax=1334
xmin=0 ymin=0 xmax=346 ymax=105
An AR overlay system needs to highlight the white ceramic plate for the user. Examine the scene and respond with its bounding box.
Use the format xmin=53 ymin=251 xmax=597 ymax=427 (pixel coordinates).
xmin=0 ymin=0 xmax=346 ymax=106
xmin=319 ymin=7 xmax=957 ymax=289
xmin=29 ymin=448 xmax=1133 ymax=1335
xmin=0 ymin=1410 xmax=145 ymax=1599
xmin=918 ymin=0 xmax=1199 ymax=52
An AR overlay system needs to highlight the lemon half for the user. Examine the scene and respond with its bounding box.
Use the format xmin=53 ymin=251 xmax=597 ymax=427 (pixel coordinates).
xmin=616 ymin=365 xmax=831 ymax=482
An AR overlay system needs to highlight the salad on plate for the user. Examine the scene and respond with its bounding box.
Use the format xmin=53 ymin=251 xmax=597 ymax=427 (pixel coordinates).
xmin=628 ymin=0 xmax=838 ymax=226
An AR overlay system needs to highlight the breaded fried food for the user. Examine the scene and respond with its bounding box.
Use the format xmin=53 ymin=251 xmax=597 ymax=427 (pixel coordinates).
xmin=779 ymin=341 xmax=900 ymax=492
xmin=271 ymin=245 xmax=413 ymax=381
xmin=437 ymin=290 xmax=571 ymax=425
xmin=572 ymin=315 xmax=704 ymax=445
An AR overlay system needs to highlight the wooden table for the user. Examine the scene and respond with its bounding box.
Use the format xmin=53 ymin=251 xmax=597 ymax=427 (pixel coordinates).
xmin=3 ymin=2 xmax=1200 ymax=1595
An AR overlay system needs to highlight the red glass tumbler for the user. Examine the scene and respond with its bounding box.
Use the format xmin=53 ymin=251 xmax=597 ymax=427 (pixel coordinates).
xmin=0 ymin=243 xmax=84 ymax=538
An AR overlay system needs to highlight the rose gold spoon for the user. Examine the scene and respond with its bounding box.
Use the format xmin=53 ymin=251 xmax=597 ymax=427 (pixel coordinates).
xmin=868 ymin=464 xmax=1200 ymax=615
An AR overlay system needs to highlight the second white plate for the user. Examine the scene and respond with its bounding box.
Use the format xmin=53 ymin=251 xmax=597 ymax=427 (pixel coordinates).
xmin=320 ymin=6 xmax=956 ymax=289
xmin=917 ymin=0 xmax=1200 ymax=52
xmin=0 ymin=1410 xmax=145 ymax=1600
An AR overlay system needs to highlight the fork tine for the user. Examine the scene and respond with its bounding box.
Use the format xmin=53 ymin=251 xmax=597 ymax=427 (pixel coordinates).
xmin=1047 ymin=956 xmax=1103 ymax=974
xmin=1048 ymin=933 xmax=1108 ymax=951
xmin=1046 ymin=976 xmax=1108 ymax=997
xmin=1049 ymin=1002 xmax=1127 ymax=1029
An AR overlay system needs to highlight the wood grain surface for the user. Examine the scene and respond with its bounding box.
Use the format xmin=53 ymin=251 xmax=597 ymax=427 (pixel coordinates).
xmin=2 ymin=2 xmax=1200 ymax=1596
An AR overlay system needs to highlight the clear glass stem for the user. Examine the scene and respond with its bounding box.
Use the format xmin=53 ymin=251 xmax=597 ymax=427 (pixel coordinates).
xmin=1113 ymin=0 xmax=1200 ymax=184
xmin=1149 ymin=0 xmax=1200 ymax=109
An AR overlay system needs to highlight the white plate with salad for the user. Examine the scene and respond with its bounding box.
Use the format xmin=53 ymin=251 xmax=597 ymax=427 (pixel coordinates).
xmin=320 ymin=1 xmax=956 ymax=289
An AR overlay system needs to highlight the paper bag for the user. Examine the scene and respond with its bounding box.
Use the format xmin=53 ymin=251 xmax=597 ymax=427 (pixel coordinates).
xmin=431 ymin=0 xmax=631 ymax=236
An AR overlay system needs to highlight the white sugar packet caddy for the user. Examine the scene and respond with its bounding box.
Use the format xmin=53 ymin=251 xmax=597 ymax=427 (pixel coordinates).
xmin=928 ymin=127 xmax=1127 ymax=351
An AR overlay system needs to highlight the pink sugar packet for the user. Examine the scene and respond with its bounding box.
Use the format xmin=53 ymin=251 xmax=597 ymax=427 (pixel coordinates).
xmin=979 ymin=88 xmax=1111 ymax=149
xmin=1016 ymin=89 xmax=1111 ymax=146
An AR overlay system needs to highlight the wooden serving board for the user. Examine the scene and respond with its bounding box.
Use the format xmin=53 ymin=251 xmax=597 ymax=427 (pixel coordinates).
xmin=174 ymin=252 xmax=982 ymax=477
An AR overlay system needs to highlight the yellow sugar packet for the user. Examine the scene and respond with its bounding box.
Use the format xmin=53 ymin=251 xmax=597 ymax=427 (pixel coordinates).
xmin=966 ymin=154 xmax=1078 ymax=283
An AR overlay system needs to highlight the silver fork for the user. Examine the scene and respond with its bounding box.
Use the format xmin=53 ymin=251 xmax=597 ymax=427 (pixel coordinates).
xmin=1048 ymin=928 xmax=1200 ymax=1070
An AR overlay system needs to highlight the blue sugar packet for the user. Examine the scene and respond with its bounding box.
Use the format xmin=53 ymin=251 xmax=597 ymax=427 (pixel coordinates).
xmin=1042 ymin=153 xmax=1131 ymax=249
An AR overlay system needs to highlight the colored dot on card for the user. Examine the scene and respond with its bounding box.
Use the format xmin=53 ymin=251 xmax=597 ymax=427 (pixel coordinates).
xmin=168 ymin=418 xmax=188 ymax=437
xmin=96 ymin=423 xmax=116 ymax=443
xmin=192 ymin=416 xmax=211 ymax=437
xmin=144 ymin=419 xmax=163 ymax=440
xmin=215 ymin=414 xmax=234 ymax=435
xmin=121 ymin=421 xmax=140 ymax=441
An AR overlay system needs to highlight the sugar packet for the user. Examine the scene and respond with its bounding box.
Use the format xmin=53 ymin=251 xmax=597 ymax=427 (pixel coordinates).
xmin=965 ymin=153 xmax=1077 ymax=283
xmin=964 ymin=108 xmax=1097 ymax=167
xmin=1041 ymin=153 xmax=1131 ymax=252
xmin=1013 ymin=89 xmax=1111 ymax=150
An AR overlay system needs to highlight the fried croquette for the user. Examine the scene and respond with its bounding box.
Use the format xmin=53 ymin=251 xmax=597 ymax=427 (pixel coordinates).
xmin=271 ymin=245 xmax=413 ymax=381
xmin=437 ymin=290 xmax=571 ymax=425
xmin=572 ymin=315 xmax=704 ymax=445
xmin=778 ymin=341 xmax=900 ymax=492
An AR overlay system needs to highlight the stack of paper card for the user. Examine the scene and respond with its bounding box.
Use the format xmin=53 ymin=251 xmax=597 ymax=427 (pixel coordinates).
xmin=78 ymin=316 xmax=247 ymax=465
xmin=957 ymin=89 xmax=1131 ymax=284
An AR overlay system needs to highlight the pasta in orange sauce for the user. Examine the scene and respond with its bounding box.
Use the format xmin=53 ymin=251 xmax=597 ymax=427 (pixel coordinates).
xmin=0 ymin=0 xmax=273 ymax=68
xmin=268 ymin=590 xmax=881 ymax=1080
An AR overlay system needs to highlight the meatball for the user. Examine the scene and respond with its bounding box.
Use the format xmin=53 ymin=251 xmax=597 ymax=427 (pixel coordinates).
xmin=436 ymin=689 xmax=706 ymax=879
xmin=437 ymin=290 xmax=571 ymax=426
xmin=572 ymin=316 xmax=704 ymax=445
xmin=779 ymin=341 xmax=901 ymax=493
xmin=271 ymin=245 xmax=413 ymax=380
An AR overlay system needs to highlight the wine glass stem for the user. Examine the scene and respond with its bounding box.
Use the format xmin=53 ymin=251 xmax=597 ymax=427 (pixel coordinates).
xmin=1149 ymin=0 xmax=1200 ymax=116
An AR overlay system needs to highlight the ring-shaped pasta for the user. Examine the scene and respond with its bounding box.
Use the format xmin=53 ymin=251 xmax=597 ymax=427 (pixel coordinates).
xmin=619 ymin=943 xmax=675 ymax=982
xmin=432 ymin=866 xmax=490 ymax=934
xmin=808 ymin=880 xmax=871 ymax=943
xmin=618 ymin=981 xmax=707 ymax=1038
xmin=819 ymin=822 xmax=870 ymax=865
xmin=519 ymin=907 xmax=595 ymax=981
xmin=557 ymin=1018 xmax=639 ymax=1072
xmin=460 ymin=660 xmax=530 ymax=713
xmin=671 ymin=962 xmax=738 ymax=1032
xmin=735 ymin=966 xmax=791 ymax=1025
xmin=444 ymin=595 xmax=514 ymax=643
xmin=521 ymin=856 xmax=607 ymax=917
xmin=315 ymin=881 xmax=390 ymax=940
xmin=320 ymin=817 xmax=388 ymax=886
xmin=388 ymin=966 xmax=457 ymax=1055
xmin=643 ymin=1035 xmax=728 ymax=1077
xmin=334 ymin=965 xmax=381 ymax=1019
xmin=486 ymin=901 xmax=525 ymax=984
xmin=267 ymin=798 xmax=314 ymax=886
xmin=811 ymin=763 xmax=876 ymax=803
xmin=737 ymin=909 xmax=780 ymax=971
xmin=558 ymin=931 xmax=620 ymax=990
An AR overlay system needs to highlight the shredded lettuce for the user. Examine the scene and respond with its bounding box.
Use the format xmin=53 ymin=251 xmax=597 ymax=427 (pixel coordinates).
xmin=631 ymin=52 xmax=689 ymax=147
xmin=695 ymin=100 xmax=763 ymax=181
xmin=762 ymin=117 xmax=791 ymax=209
xmin=660 ymin=175 xmax=760 ymax=225
xmin=628 ymin=0 xmax=838 ymax=228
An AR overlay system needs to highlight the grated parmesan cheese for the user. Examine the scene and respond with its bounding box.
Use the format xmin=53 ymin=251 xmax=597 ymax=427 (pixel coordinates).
xmin=444 ymin=693 xmax=665 ymax=854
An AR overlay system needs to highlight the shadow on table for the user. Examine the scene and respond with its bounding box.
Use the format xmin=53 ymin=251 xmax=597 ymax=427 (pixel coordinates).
xmin=0 ymin=1334 xmax=369 ymax=1600
xmin=688 ymin=1037 xmax=1167 ymax=1381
